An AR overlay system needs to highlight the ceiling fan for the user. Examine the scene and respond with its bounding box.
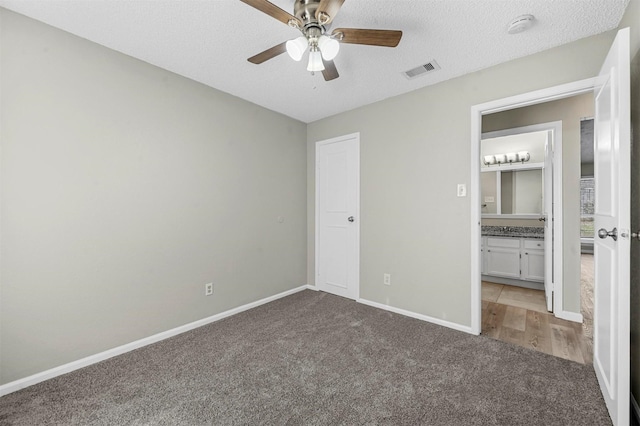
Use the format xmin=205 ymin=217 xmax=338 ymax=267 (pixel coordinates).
xmin=240 ymin=0 xmax=403 ymax=81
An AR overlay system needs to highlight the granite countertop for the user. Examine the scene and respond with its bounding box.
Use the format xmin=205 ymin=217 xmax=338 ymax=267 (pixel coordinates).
xmin=481 ymin=226 xmax=544 ymax=239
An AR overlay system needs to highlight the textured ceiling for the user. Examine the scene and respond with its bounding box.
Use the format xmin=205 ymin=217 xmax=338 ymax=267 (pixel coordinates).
xmin=0 ymin=0 xmax=630 ymax=123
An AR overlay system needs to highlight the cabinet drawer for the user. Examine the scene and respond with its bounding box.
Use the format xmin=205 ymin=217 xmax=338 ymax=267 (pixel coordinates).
xmin=487 ymin=237 xmax=520 ymax=249
xmin=524 ymin=239 xmax=544 ymax=249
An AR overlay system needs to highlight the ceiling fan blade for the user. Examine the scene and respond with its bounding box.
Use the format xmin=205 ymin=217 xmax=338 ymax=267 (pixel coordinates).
xmin=332 ymin=28 xmax=403 ymax=47
xmin=322 ymin=59 xmax=339 ymax=81
xmin=240 ymin=0 xmax=301 ymax=27
xmin=315 ymin=0 xmax=345 ymax=25
xmin=247 ymin=42 xmax=287 ymax=64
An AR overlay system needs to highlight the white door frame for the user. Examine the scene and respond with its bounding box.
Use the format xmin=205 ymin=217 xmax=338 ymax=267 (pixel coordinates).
xmin=470 ymin=77 xmax=597 ymax=335
xmin=480 ymin=121 xmax=563 ymax=316
xmin=315 ymin=132 xmax=360 ymax=300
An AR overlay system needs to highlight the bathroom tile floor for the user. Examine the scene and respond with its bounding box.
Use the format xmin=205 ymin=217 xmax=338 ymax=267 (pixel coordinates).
xmin=481 ymin=255 xmax=593 ymax=364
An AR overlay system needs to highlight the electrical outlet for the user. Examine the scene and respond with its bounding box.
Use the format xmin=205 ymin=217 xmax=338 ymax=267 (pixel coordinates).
xmin=205 ymin=283 xmax=213 ymax=296
xmin=383 ymin=273 xmax=391 ymax=286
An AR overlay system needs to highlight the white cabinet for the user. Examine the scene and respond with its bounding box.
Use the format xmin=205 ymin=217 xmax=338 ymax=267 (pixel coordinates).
xmin=521 ymin=240 xmax=544 ymax=281
xmin=485 ymin=238 xmax=521 ymax=279
xmin=482 ymin=237 xmax=544 ymax=283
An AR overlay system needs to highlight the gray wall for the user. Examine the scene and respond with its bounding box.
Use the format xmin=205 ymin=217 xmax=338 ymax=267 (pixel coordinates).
xmin=307 ymin=32 xmax=616 ymax=326
xmin=0 ymin=9 xmax=307 ymax=385
xmin=482 ymin=93 xmax=594 ymax=314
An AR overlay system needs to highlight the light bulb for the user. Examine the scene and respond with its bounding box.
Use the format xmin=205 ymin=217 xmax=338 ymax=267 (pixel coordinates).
xmin=494 ymin=154 xmax=507 ymax=164
xmin=307 ymin=49 xmax=325 ymax=72
xmin=286 ymin=36 xmax=308 ymax=62
xmin=483 ymin=155 xmax=496 ymax=165
xmin=318 ymin=35 xmax=340 ymax=61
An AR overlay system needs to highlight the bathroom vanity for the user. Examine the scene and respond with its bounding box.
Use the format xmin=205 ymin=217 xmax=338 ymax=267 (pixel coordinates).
xmin=481 ymin=226 xmax=544 ymax=290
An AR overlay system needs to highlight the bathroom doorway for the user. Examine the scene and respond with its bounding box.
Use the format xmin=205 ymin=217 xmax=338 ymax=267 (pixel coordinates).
xmin=477 ymin=92 xmax=595 ymax=364
xmin=479 ymin=125 xmax=554 ymax=309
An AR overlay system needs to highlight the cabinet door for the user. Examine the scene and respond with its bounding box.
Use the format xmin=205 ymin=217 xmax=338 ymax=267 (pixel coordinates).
xmin=485 ymin=247 xmax=521 ymax=278
xmin=522 ymin=250 xmax=544 ymax=282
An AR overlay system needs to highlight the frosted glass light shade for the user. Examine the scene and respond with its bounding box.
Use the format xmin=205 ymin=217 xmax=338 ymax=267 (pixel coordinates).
xmin=483 ymin=155 xmax=496 ymax=165
xmin=506 ymin=152 xmax=517 ymax=163
xmin=494 ymin=154 xmax=507 ymax=164
xmin=318 ymin=35 xmax=340 ymax=61
xmin=517 ymin=151 xmax=530 ymax=162
xmin=307 ymin=50 xmax=325 ymax=72
xmin=286 ymin=36 xmax=308 ymax=61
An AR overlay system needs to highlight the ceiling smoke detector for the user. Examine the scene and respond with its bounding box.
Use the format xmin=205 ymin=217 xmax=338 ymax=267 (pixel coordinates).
xmin=507 ymin=15 xmax=535 ymax=34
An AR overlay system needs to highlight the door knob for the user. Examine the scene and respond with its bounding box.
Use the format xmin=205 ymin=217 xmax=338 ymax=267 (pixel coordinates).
xmin=597 ymin=227 xmax=618 ymax=241
xmin=348 ymin=216 xmax=355 ymax=222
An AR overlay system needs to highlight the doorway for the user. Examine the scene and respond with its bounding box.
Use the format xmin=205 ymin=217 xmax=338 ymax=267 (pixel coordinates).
xmin=479 ymin=124 xmax=556 ymax=311
xmin=473 ymin=90 xmax=596 ymax=329
xmin=477 ymin=107 xmax=593 ymax=363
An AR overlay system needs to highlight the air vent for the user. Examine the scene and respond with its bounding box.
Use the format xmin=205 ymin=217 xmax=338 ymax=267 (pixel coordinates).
xmin=403 ymin=60 xmax=441 ymax=80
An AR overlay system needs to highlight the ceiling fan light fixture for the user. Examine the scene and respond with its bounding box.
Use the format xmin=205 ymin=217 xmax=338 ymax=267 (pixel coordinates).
xmin=318 ymin=35 xmax=340 ymax=61
xmin=307 ymin=49 xmax=325 ymax=72
xmin=286 ymin=36 xmax=308 ymax=61
xmin=242 ymin=0 xmax=404 ymax=81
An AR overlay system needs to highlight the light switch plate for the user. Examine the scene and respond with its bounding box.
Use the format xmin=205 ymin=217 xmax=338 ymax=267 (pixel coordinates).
xmin=457 ymin=184 xmax=467 ymax=197
xmin=485 ymin=196 xmax=495 ymax=203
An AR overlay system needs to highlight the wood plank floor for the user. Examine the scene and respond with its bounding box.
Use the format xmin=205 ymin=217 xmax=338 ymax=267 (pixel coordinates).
xmin=481 ymin=254 xmax=593 ymax=364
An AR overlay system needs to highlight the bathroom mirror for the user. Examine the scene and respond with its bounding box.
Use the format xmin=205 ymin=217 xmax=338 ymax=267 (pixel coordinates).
xmin=481 ymin=167 xmax=543 ymax=216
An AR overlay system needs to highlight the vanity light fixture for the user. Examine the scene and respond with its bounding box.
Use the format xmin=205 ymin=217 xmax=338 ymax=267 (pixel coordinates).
xmin=482 ymin=151 xmax=530 ymax=166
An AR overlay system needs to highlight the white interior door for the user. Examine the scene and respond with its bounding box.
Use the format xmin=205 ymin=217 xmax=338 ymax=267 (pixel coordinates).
xmin=593 ymin=28 xmax=630 ymax=426
xmin=543 ymin=131 xmax=553 ymax=312
xmin=316 ymin=133 xmax=360 ymax=300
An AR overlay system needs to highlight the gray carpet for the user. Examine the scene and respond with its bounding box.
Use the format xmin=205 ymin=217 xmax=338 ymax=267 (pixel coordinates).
xmin=0 ymin=290 xmax=611 ymax=425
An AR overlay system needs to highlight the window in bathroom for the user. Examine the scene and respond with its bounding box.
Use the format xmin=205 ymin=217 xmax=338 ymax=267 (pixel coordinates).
xmin=580 ymin=177 xmax=595 ymax=238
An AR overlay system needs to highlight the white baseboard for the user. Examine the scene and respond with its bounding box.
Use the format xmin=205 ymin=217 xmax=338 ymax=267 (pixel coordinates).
xmin=632 ymin=392 xmax=640 ymax=424
xmin=0 ymin=285 xmax=309 ymax=397
xmin=555 ymin=310 xmax=583 ymax=323
xmin=357 ymin=298 xmax=474 ymax=335
xmin=305 ymin=284 xmax=318 ymax=291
